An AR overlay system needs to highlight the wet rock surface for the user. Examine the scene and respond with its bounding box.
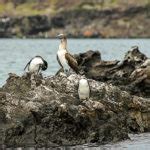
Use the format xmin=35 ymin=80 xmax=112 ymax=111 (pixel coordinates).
xmin=0 ymin=48 xmax=150 ymax=147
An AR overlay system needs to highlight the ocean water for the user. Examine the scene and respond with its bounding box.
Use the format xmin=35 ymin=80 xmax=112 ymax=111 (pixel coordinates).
xmin=0 ymin=39 xmax=150 ymax=86
xmin=0 ymin=39 xmax=150 ymax=149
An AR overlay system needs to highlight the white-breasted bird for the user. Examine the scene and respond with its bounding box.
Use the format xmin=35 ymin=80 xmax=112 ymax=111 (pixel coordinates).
xmin=78 ymin=78 xmax=90 ymax=100
xmin=24 ymin=56 xmax=48 ymax=74
xmin=57 ymin=34 xmax=78 ymax=75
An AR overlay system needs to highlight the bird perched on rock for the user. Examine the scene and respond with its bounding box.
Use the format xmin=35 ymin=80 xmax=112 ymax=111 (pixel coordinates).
xmin=57 ymin=33 xmax=78 ymax=75
xmin=78 ymin=78 xmax=90 ymax=100
xmin=24 ymin=56 xmax=48 ymax=74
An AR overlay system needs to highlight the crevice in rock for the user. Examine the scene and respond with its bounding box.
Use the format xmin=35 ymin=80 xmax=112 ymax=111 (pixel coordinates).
xmin=31 ymin=111 xmax=38 ymax=146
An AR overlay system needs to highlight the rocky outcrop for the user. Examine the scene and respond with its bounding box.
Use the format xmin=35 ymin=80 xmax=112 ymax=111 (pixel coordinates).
xmin=0 ymin=46 xmax=150 ymax=147
xmin=0 ymin=5 xmax=149 ymax=38
xmin=76 ymin=46 xmax=150 ymax=97
xmin=0 ymin=16 xmax=51 ymax=38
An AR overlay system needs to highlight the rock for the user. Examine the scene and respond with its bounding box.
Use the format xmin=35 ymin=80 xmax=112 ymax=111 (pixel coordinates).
xmin=0 ymin=15 xmax=51 ymax=38
xmin=21 ymin=16 xmax=51 ymax=35
xmin=0 ymin=48 xmax=149 ymax=146
xmin=0 ymin=5 xmax=149 ymax=38
xmin=51 ymin=16 xmax=65 ymax=28
xmin=76 ymin=47 xmax=149 ymax=97
xmin=0 ymin=66 xmax=149 ymax=146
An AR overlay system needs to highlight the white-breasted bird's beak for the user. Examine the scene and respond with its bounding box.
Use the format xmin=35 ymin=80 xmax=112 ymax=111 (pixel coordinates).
xmin=57 ymin=34 xmax=66 ymax=39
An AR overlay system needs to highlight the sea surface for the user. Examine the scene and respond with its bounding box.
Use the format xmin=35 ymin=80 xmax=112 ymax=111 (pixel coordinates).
xmin=0 ymin=39 xmax=150 ymax=149
xmin=0 ymin=39 xmax=150 ymax=86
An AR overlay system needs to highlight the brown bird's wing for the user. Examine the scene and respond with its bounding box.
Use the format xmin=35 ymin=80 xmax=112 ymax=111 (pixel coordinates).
xmin=57 ymin=54 xmax=63 ymax=68
xmin=65 ymin=52 xmax=78 ymax=73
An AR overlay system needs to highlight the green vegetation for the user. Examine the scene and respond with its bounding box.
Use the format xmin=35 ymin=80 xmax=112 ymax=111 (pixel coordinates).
xmin=0 ymin=0 xmax=149 ymax=16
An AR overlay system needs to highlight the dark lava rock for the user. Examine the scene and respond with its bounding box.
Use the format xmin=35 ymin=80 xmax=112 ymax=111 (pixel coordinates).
xmin=51 ymin=16 xmax=65 ymax=28
xmin=0 ymin=5 xmax=149 ymax=38
xmin=0 ymin=68 xmax=149 ymax=147
xmin=0 ymin=15 xmax=51 ymax=38
xmin=0 ymin=48 xmax=149 ymax=147
xmin=76 ymin=46 xmax=149 ymax=97
xmin=21 ymin=15 xmax=51 ymax=35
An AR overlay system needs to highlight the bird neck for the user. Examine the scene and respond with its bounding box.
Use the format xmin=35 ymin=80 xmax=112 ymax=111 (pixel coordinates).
xmin=59 ymin=38 xmax=67 ymax=50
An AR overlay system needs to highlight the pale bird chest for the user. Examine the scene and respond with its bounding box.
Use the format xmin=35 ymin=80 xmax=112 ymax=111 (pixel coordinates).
xmin=79 ymin=84 xmax=90 ymax=93
xmin=29 ymin=58 xmax=43 ymax=72
xmin=57 ymin=50 xmax=67 ymax=65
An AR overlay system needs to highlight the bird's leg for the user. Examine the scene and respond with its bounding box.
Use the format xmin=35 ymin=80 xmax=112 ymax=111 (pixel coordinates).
xmin=65 ymin=69 xmax=71 ymax=77
xmin=59 ymin=68 xmax=69 ymax=77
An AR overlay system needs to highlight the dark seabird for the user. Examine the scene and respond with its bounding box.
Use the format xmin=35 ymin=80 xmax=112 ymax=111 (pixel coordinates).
xmin=24 ymin=56 xmax=48 ymax=74
xmin=57 ymin=34 xmax=78 ymax=74
xmin=78 ymin=78 xmax=90 ymax=100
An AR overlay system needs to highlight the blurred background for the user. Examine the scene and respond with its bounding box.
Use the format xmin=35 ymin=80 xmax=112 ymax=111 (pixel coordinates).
xmin=0 ymin=0 xmax=150 ymax=86
xmin=0 ymin=0 xmax=149 ymax=38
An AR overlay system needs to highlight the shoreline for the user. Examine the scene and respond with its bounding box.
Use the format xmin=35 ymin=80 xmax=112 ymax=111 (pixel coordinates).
xmin=0 ymin=5 xmax=149 ymax=39
xmin=0 ymin=133 xmax=150 ymax=148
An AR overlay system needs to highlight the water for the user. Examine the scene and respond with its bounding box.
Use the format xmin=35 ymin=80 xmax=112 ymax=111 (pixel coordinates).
xmin=0 ymin=39 xmax=150 ymax=149
xmin=0 ymin=39 xmax=150 ymax=86
xmin=1 ymin=133 xmax=150 ymax=149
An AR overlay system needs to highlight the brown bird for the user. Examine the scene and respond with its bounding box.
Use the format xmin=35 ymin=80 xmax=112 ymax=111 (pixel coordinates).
xmin=57 ymin=34 xmax=78 ymax=75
